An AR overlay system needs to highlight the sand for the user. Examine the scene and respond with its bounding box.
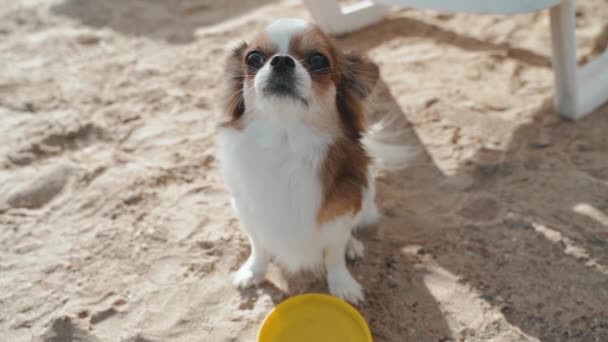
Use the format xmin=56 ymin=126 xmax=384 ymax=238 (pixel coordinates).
xmin=1 ymin=0 xmax=608 ymax=341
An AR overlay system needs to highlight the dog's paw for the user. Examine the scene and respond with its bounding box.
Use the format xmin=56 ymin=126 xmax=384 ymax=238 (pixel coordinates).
xmin=346 ymin=236 xmax=365 ymax=260
xmin=232 ymin=263 xmax=265 ymax=289
xmin=328 ymin=273 xmax=364 ymax=304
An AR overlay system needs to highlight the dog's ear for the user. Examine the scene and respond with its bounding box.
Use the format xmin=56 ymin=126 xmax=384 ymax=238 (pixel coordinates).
xmin=340 ymin=52 xmax=379 ymax=99
xmin=334 ymin=52 xmax=379 ymax=139
xmin=224 ymin=42 xmax=248 ymax=121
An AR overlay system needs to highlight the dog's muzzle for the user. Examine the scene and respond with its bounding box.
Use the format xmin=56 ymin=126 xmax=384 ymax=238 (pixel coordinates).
xmin=264 ymin=55 xmax=298 ymax=96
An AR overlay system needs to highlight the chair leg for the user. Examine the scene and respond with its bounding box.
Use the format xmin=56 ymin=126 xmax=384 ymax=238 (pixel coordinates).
xmin=549 ymin=0 xmax=578 ymax=119
xmin=301 ymin=0 xmax=343 ymax=34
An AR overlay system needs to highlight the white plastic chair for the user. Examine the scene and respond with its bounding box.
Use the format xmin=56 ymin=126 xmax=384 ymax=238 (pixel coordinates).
xmin=302 ymin=0 xmax=608 ymax=120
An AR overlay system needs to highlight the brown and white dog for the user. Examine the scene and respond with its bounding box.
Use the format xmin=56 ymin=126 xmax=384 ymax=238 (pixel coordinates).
xmin=216 ymin=18 xmax=409 ymax=304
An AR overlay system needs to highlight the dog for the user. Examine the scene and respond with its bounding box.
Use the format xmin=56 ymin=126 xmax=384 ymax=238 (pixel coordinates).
xmin=216 ymin=18 xmax=410 ymax=304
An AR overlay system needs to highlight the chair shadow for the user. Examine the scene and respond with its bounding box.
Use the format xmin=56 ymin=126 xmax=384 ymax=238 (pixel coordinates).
xmin=338 ymin=15 xmax=552 ymax=68
xmin=50 ymin=0 xmax=275 ymax=44
xmin=438 ymin=102 xmax=608 ymax=341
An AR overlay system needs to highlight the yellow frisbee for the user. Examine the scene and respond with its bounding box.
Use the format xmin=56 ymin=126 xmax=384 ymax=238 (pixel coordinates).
xmin=257 ymin=293 xmax=372 ymax=342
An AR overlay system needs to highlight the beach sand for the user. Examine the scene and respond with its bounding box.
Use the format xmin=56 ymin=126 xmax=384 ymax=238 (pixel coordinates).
xmin=1 ymin=0 xmax=607 ymax=341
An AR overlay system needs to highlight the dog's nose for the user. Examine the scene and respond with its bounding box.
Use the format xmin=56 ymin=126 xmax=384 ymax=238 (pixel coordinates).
xmin=270 ymin=55 xmax=295 ymax=72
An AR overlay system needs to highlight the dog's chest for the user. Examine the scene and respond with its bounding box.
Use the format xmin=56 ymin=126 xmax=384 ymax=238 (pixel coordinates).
xmin=218 ymin=120 xmax=330 ymax=229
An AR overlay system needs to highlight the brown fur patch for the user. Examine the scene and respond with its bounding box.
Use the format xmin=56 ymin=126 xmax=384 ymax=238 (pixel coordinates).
xmin=288 ymin=26 xmax=335 ymax=65
xmin=317 ymin=138 xmax=370 ymax=224
xmin=248 ymin=32 xmax=278 ymax=58
xmin=333 ymin=51 xmax=379 ymax=140
xmin=219 ymin=41 xmax=248 ymax=129
xmin=289 ymin=26 xmax=337 ymax=96
xmin=338 ymin=52 xmax=379 ymax=99
xmin=317 ymin=48 xmax=379 ymax=225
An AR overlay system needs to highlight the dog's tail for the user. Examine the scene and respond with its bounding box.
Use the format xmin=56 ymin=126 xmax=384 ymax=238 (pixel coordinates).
xmin=362 ymin=116 xmax=416 ymax=172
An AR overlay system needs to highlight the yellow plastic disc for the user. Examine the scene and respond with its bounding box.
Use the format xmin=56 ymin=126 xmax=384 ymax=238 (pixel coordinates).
xmin=257 ymin=293 xmax=372 ymax=342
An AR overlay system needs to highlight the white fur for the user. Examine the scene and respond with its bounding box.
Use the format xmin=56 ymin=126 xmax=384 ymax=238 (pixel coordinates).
xmin=218 ymin=119 xmax=330 ymax=274
xmin=265 ymin=18 xmax=309 ymax=54
xmin=363 ymin=116 xmax=417 ymax=171
xmin=217 ymin=116 xmax=374 ymax=303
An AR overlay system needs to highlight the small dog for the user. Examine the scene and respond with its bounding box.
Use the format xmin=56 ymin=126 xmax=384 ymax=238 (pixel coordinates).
xmin=216 ymin=18 xmax=409 ymax=304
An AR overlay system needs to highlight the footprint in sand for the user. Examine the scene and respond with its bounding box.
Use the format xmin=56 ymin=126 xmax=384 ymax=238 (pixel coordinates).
xmin=89 ymin=307 xmax=119 ymax=325
xmin=569 ymin=150 xmax=608 ymax=182
xmin=5 ymin=164 xmax=73 ymax=209
xmin=8 ymin=123 xmax=107 ymax=167
xmin=144 ymin=256 xmax=187 ymax=285
xmin=41 ymin=316 xmax=101 ymax=342
xmin=457 ymin=194 xmax=501 ymax=222
xmin=120 ymin=332 xmax=160 ymax=342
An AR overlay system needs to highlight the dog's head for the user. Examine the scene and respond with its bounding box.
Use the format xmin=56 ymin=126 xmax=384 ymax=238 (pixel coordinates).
xmin=224 ymin=18 xmax=379 ymax=137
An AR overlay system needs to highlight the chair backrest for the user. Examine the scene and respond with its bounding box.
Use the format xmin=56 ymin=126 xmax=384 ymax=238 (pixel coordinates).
xmin=374 ymin=0 xmax=562 ymax=14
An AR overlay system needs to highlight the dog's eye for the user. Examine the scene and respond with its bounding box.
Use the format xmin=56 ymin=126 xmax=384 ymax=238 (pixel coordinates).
xmin=246 ymin=51 xmax=266 ymax=69
xmin=307 ymin=53 xmax=329 ymax=71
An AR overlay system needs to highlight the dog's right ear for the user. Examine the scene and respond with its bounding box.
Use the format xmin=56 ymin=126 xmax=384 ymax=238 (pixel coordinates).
xmin=224 ymin=42 xmax=248 ymax=122
xmin=340 ymin=52 xmax=379 ymax=100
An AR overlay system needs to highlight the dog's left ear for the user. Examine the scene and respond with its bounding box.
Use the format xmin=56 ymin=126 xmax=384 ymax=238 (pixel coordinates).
xmin=340 ymin=52 xmax=379 ymax=99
